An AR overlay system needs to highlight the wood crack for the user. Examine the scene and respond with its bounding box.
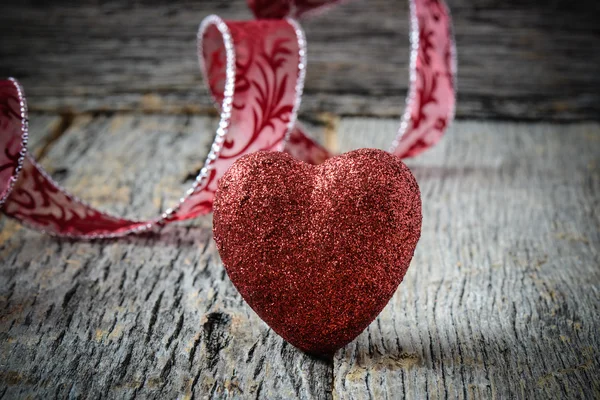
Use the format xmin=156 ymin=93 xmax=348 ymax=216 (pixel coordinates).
xmin=202 ymin=312 xmax=232 ymax=370
xmin=165 ymin=314 xmax=184 ymax=349
xmin=145 ymin=292 xmax=164 ymax=344
xmin=61 ymin=283 xmax=79 ymax=310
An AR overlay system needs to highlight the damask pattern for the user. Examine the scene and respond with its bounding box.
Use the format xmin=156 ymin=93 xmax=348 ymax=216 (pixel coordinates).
xmin=391 ymin=0 xmax=456 ymax=158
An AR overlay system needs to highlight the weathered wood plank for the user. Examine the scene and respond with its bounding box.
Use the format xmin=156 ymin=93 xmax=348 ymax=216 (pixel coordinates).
xmin=1 ymin=116 xmax=599 ymax=399
xmin=0 ymin=114 xmax=332 ymax=399
xmin=1 ymin=0 xmax=598 ymax=120
xmin=334 ymin=120 xmax=600 ymax=399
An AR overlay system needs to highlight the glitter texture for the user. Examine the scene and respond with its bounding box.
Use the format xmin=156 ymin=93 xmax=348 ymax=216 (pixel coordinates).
xmin=212 ymin=149 xmax=422 ymax=355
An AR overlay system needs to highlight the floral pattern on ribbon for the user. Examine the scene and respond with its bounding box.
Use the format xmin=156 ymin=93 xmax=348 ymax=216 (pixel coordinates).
xmin=0 ymin=0 xmax=456 ymax=238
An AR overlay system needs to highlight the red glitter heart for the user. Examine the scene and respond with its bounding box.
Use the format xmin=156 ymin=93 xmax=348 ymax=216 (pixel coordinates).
xmin=213 ymin=148 xmax=422 ymax=355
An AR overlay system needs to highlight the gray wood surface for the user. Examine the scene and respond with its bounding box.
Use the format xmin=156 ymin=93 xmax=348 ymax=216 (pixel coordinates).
xmin=1 ymin=115 xmax=599 ymax=399
xmin=1 ymin=0 xmax=599 ymax=120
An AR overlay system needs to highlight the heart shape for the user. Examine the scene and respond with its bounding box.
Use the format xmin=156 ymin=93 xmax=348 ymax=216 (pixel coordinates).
xmin=213 ymin=148 xmax=422 ymax=354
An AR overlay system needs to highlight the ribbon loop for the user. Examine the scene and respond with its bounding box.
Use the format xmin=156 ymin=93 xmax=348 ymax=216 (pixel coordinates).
xmin=0 ymin=0 xmax=456 ymax=238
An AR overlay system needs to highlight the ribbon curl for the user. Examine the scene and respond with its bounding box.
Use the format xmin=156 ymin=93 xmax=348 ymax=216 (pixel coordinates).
xmin=0 ymin=0 xmax=456 ymax=238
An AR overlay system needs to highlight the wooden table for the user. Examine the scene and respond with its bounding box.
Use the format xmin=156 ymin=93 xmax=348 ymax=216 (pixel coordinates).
xmin=1 ymin=115 xmax=598 ymax=399
xmin=1 ymin=0 xmax=599 ymax=399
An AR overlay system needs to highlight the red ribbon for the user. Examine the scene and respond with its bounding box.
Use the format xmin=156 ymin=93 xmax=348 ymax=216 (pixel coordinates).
xmin=0 ymin=0 xmax=456 ymax=238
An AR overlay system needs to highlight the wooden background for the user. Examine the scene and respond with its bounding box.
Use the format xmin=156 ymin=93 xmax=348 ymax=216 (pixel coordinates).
xmin=1 ymin=0 xmax=599 ymax=120
xmin=0 ymin=0 xmax=599 ymax=399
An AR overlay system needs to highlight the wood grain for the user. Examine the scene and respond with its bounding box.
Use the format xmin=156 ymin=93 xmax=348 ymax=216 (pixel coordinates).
xmin=1 ymin=0 xmax=598 ymax=120
xmin=0 ymin=116 xmax=599 ymax=399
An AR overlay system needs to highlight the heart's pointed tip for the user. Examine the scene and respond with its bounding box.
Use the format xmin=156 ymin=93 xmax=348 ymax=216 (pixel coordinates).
xmin=290 ymin=340 xmax=340 ymax=359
